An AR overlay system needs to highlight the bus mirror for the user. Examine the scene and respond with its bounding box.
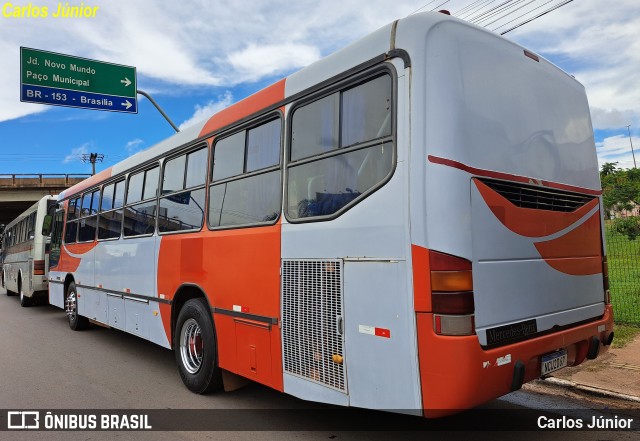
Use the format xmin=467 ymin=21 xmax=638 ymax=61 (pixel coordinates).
xmin=42 ymin=214 xmax=53 ymax=236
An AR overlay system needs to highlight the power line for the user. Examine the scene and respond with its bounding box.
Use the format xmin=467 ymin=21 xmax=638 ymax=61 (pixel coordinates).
xmin=489 ymin=0 xmax=557 ymax=30
xmin=430 ymin=0 xmax=451 ymax=12
xmin=499 ymin=0 xmax=574 ymax=34
xmin=410 ymin=0 xmax=576 ymax=35
xmin=409 ymin=0 xmax=439 ymax=15
xmin=456 ymin=0 xmax=494 ymax=17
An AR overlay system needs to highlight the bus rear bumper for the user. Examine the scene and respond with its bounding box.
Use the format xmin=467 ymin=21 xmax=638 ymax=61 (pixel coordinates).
xmin=416 ymin=304 xmax=614 ymax=417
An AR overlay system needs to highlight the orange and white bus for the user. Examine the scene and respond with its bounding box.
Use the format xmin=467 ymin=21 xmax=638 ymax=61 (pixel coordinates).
xmin=46 ymin=12 xmax=613 ymax=416
xmin=2 ymin=195 xmax=57 ymax=306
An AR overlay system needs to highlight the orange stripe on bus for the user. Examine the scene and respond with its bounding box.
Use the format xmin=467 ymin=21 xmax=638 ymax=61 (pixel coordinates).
xmin=198 ymin=79 xmax=286 ymax=137
xmin=473 ymin=179 xmax=599 ymax=238
xmin=63 ymin=167 xmax=113 ymax=198
xmin=534 ymin=211 xmax=603 ymax=275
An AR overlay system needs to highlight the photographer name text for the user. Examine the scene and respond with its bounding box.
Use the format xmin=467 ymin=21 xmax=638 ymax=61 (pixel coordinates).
xmin=2 ymin=2 xmax=99 ymax=18
xmin=538 ymin=415 xmax=634 ymax=430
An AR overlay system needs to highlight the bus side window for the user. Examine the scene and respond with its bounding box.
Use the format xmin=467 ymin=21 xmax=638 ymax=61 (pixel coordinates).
xmin=78 ymin=189 xmax=100 ymax=242
xmin=98 ymin=180 xmax=124 ymax=240
xmin=287 ymin=73 xmax=394 ymax=220
xmin=208 ymin=118 xmax=281 ymax=229
xmin=64 ymin=197 xmax=81 ymax=244
xmin=158 ymin=145 xmax=208 ymax=233
xmin=124 ymin=166 xmax=158 ymax=237
xmin=27 ymin=212 xmax=36 ymax=239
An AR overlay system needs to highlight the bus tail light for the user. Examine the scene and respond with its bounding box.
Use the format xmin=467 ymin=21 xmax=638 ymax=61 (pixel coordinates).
xmin=34 ymin=260 xmax=45 ymax=275
xmin=602 ymin=256 xmax=611 ymax=304
xmin=430 ymin=251 xmax=475 ymax=336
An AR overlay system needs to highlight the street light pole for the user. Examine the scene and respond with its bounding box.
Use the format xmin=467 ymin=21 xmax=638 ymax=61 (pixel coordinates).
xmin=627 ymin=125 xmax=636 ymax=169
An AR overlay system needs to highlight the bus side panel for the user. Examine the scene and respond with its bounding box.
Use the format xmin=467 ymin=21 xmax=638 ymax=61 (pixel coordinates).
xmin=49 ymin=277 xmax=64 ymax=308
xmin=4 ymin=250 xmax=30 ymax=294
xmin=157 ymin=225 xmax=283 ymax=391
xmin=93 ymin=237 xmax=169 ymax=348
xmin=71 ymin=243 xmax=96 ymax=321
xmin=343 ymin=260 xmax=422 ymax=414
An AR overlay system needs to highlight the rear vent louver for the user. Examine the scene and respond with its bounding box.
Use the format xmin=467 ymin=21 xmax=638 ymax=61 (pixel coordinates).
xmin=282 ymin=259 xmax=346 ymax=392
xmin=479 ymin=178 xmax=595 ymax=212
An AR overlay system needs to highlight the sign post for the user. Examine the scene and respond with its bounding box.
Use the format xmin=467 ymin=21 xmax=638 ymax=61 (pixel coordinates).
xmin=20 ymin=47 xmax=137 ymax=113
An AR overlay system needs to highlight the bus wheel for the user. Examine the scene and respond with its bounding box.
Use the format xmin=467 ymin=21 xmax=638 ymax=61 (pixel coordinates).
xmin=174 ymin=298 xmax=222 ymax=394
xmin=19 ymin=277 xmax=31 ymax=307
xmin=65 ymin=282 xmax=89 ymax=330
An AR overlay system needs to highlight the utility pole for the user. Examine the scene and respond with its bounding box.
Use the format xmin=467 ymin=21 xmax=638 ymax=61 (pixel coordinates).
xmin=627 ymin=125 xmax=636 ymax=169
xmin=81 ymin=153 xmax=104 ymax=175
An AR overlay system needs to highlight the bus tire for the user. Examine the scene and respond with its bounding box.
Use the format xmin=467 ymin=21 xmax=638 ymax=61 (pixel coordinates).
xmin=19 ymin=287 xmax=32 ymax=307
xmin=18 ymin=275 xmax=32 ymax=307
xmin=66 ymin=281 xmax=89 ymax=331
xmin=174 ymin=298 xmax=222 ymax=394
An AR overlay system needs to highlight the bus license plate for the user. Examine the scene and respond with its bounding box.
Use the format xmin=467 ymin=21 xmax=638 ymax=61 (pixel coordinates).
xmin=541 ymin=349 xmax=568 ymax=375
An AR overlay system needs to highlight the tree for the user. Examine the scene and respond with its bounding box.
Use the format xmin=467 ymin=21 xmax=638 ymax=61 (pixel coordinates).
xmin=600 ymin=162 xmax=640 ymax=240
xmin=600 ymin=162 xmax=640 ymax=213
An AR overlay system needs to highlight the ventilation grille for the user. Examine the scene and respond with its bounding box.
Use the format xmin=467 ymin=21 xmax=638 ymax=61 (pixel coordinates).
xmin=479 ymin=178 xmax=595 ymax=212
xmin=282 ymin=259 xmax=346 ymax=392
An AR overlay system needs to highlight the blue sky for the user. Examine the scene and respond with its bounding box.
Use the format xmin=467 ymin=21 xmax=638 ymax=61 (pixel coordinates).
xmin=1 ymin=0 xmax=638 ymax=175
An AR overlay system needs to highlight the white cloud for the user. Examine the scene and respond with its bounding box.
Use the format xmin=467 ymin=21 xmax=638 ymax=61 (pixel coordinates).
xmin=125 ymin=138 xmax=145 ymax=156
xmin=63 ymin=143 xmax=90 ymax=163
xmin=506 ymin=0 xmax=640 ymax=133
xmin=179 ymin=91 xmax=234 ymax=130
xmin=596 ymin=134 xmax=640 ymax=170
xmin=0 ymin=0 xmax=413 ymax=122
xmin=590 ymin=108 xmax=638 ymax=131
xmin=228 ymin=43 xmax=321 ymax=82
xmin=1 ymin=0 xmax=638 ymax=140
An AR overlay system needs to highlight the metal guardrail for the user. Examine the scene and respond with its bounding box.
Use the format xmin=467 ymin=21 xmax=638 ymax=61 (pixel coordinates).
xmin=0 ymin=174 xmax=91 ymax=187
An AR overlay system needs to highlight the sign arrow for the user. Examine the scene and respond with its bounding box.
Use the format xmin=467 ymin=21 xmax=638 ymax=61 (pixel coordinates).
xmin=120 ymin=77 xmax=132 ymax=87
xmin=122 ymin=100 xmax=132 ymax=110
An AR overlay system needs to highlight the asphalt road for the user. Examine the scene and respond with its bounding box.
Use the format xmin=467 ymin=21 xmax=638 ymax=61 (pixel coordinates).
xmin=0 ymin=287 xmax=637 ymax=441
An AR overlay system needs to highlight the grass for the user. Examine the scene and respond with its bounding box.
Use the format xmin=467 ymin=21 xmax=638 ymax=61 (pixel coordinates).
xmin=612 ymin=324 xmax=640 ymax=348
xmin=604 ymin=222 xmax=640 ymax=325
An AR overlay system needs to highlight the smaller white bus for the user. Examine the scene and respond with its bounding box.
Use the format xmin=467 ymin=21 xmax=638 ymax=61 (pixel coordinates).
xmin=1 ymin=195 xmax=57 ymax=306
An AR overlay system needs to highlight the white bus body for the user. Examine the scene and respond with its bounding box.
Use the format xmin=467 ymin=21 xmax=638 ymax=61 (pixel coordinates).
xmin=47 ymin=12 xmax=612 ymax=416
xmin=2 ymin=195 xmax=57 ymax=306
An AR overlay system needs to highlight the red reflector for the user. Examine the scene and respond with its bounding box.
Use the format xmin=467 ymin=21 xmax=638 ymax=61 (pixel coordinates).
xmin=433 ymin=314 xmax=475 ymax=336
xmin=34 ymin=260 xmax=45 ymax=275
xmin=432 ymin=291 xmax=474 ymax=314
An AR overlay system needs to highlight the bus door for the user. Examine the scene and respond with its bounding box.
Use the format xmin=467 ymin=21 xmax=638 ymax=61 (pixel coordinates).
xmin=47 ymin=208 xmax=65 ymax=308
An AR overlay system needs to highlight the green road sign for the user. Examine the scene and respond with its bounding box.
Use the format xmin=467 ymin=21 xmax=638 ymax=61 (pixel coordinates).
xmin=21 ymin=47 xmax=136 ymax=98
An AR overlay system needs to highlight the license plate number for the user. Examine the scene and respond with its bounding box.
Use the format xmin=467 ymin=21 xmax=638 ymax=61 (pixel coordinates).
xmin=541 ymin=349 xmax=568 ymax=375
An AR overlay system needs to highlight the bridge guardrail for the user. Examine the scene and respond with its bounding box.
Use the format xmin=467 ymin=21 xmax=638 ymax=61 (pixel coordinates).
xmin=0 ymin=174 xmax=91 ymax=187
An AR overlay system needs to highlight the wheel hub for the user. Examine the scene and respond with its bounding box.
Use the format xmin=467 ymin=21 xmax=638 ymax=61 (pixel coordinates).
xmin=180 ymin=318 xmax=203 ymax=374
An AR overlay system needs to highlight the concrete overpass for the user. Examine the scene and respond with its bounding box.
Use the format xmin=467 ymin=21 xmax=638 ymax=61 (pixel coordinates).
xmin=0 ymin=174 xmax=90 ymax=226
